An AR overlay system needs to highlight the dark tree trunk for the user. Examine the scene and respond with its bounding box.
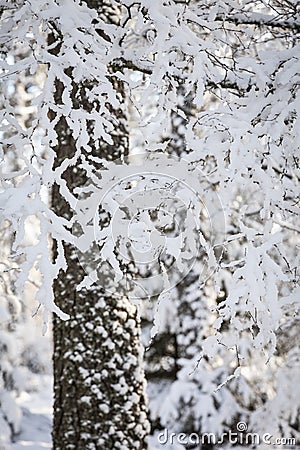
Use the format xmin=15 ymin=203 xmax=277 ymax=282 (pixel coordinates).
xmin=50 ymin=3 xmax=149 ymax=449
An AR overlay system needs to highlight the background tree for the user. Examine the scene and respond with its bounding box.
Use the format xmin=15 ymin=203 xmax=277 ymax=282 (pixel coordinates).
xmin=0 ymin=22 xmax=52 ymax=446
xmin=0 ymin=224 xmax=22 ymax=448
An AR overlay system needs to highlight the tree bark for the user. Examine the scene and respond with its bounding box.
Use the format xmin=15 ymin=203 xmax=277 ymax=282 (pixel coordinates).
xmin=50 ymin=3 xmax=149 ymax=449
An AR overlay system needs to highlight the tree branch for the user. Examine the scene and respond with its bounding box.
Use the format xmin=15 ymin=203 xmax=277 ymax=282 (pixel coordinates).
xmin=217 ymin=12 xmax=300 ymax=32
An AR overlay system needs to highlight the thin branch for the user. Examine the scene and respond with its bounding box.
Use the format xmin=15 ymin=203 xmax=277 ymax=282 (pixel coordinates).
xmin=216 ymin=12 xmax=300 ymax=32
xmin=114 ymin=57 xmax=254 ymax=92
xmin=274 ymin=219 xmax=300 ymax=233
xmin=113 ymin=57 xmax=153 ymax=75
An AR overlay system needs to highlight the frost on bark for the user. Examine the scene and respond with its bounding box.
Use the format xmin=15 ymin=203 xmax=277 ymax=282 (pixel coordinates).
xmin=50 ymin=3 xmax=149 ymax=449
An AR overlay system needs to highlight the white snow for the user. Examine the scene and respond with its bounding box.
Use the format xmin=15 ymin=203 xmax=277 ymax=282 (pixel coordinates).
xmin=11 ymin=376 xmax=52 ymax=450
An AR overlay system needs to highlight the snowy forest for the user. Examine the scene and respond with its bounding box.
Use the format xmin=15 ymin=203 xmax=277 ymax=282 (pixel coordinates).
xmin=0 ymin=0 xmax=299 ymax=449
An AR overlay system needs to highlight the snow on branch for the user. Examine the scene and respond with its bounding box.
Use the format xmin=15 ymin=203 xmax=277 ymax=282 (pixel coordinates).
xmin=0 ymin=0 xmax=298 ymax=359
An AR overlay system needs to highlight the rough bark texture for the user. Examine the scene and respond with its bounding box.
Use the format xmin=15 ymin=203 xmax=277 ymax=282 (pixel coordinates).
xmin=51 ymin=2 xmax=149 ymax=449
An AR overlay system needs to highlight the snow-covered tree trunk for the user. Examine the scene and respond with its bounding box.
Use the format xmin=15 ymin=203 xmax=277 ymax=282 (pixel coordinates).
xmin=50 ymin=3 xmax=149 ymax=449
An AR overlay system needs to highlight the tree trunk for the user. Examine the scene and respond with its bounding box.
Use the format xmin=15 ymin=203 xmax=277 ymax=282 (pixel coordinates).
xmin=50 ymin=3 xmax=149 ymax=449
